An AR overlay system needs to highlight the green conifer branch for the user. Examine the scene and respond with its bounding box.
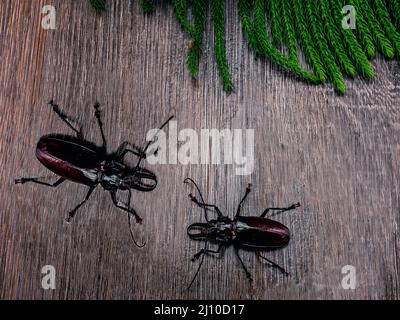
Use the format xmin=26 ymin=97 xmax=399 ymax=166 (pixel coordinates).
xmin=347 ymin=0 xmax=376 ymax=58
xmin=268 ymin=0 xmax=282 ymax=46
xmin=292 ymin=0 xmax=326 ymax=81
xmin=372 ymin=0 xmax=400 ymax=56
xmin=141 ymin=0 xmax=154 ymax=14
xmin=387 ymin=0 xmax=400 ymax=31
xmin=320 ymin=0 xmax=356 ymax=77
xmin=90 ymin=0 xmax=105 ymax=11
xmin=307 ymin=0 xmax=345 ymax=93
xmin=329 ymin=0 xmax=374 ymax=78
xmin=359 ymin=0 xmax=395 ymax=58
xmin=238 ymin=0 xmax=260 ymax=53
xmin=211 ymin=0 xmax=234 ymax=93
xmin=88 ymin=0 xmax=400 ymax=94
xmin=187 ymin=0 xmax=206 ymax=77
xmin=251 ymin=0 xmax=320 ymax=84
xmin=281 ymin=0 xmax=299 ymax=63
xmin=172 ymin=0 xmax=194 ymax=35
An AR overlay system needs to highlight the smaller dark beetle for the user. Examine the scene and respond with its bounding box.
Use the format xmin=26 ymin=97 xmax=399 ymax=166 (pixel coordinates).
xmin=184 ymin=178 xmax=300 ymax=288
xmin=15 ymin=100 xmax=173 ymax=247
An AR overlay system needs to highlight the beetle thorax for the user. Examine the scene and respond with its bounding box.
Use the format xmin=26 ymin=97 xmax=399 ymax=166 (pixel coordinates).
xmin=98 ymin=161 xmax=125 ymax=190
xmin=209 ymin=219 xmax=235 ymax=243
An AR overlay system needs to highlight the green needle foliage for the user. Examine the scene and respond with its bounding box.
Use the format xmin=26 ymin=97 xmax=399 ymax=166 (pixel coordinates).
xmin=141 ymin=0 xmax=154 ymax=14
xmin=90 ymin=0 xmax=400 ymax=94
xmin=187 ymin=0 xmax=206 ymax=78
xmin=90 ymin=0 xmax=106 ymax=11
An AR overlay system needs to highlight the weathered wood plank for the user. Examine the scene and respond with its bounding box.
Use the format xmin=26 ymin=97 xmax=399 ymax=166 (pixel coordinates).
xmin=1 ymin=0 xmax=399 ymax=299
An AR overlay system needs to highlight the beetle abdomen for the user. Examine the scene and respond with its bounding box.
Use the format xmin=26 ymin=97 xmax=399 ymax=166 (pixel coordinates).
xmin=36 ymin=135 xmax=101 ymax=185
xmin=235 ymin=216 xmax=290 ymax=249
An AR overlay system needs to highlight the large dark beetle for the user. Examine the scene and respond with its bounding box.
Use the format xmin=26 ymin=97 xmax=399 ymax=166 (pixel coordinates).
xmin=15 ymin=100 xmax=172 ymax=247
xmin=185 ymin=178 xmax=300 ymax=288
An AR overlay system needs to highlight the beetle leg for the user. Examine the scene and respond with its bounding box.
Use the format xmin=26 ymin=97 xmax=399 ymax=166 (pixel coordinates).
xmin=115 ymin=142 xmax=147 ymax=161
xmin=260 ymin=203 xmax=301 ymax=218
xmin=126 ymin=189 xmax=146 ymax=247
xmin=14 ymin=177 xmax=65 ymax=187
xmin=191 ymin=244 xmax=224 ymax=261
xmin=110 ymin=191 xmax=143 ymax=223
xmin=93 ymin=103 xmax=107 ymax=149
xmin=48 ymin=100 xmax=82 ymax=138
xmin=234 ymin=246 xmax=253 ymax=283
xmin=65 ymin=187 xmax=95 ymax=223
xmin=235 ymin=183 xmax=252 ymax=217
xmin=189 ymin=194 xmax=223 ymax=217
xmin=256 ymin=252 xmax=290 ymax=276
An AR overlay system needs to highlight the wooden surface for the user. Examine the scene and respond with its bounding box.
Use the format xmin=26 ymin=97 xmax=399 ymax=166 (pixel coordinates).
xmin=1 ymin=0 xmax=400 ymax=300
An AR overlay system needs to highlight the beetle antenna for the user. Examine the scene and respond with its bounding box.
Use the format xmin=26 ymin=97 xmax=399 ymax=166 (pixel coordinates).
xmin=135 ymin=116 xmax=174 ymax=170
xmin=126 ymin=189 xmax=145 ymax=248
xmin=187 ymin=241 xmax=208 ymax=290
xmin=184 ymin=177 xmax=209 ymax=222
xmin=94 ymin=103 xmax=107 ymax=150
xmin=127 ymin=213 xmax=146 ymax=248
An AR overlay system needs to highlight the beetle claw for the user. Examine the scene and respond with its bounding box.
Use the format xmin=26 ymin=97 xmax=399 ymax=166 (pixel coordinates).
xmin=135 ymin=216 xmax=143 ymax=224
xmin=192 ymin=251 xmax=203 ymax=261
xmin=48 ymin=100 xmax=59 ymax=111
xmin=94 ymin=108 xmax=101 ymax=117
xmin=246 ymin=273 xmax=253 ymax=282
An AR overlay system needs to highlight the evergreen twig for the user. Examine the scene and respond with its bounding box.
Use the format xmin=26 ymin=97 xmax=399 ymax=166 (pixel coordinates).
xmin=268 ymin=0 xmax=282 ymax=46
xmin=141 ymin=0 xmax=154 ymax=14
xmin=187 ymin=0 xmax=206 ymax=77
xmin=373 ymin=0 xmax=400 ymax=56
xmin=330 ymin=0 xmax=374 ymax=78
xmin=320 ymin=0 xmax=356 ymax=77
xmin=90 ymin=0 xmax=106 ymax=11
xmin=387 ymin=0 xmax=400 ymax=31
xmin=211 ymin=0 xmax=234 ymax=93
xmin=281 ymin=0 xmax=299 ymax=63
xmin=307 ymin=0 xmax=345 ymax=93
xmin=89 ymin=0 xmax=400 ymax=94
xmin=360 ymin=0 xmax=395 ymax=58
xmin=349 ymin=0 xmax=376 ymax=58
xmin=238 ymin=0 xmax=260 ymax=53
xmin=251 ymin=0 xmax=320 ymax=83
xmin=292 ymin=0 xmax=326 ymax=80
xmin=172 ymin=0 xmax=194 ymax=35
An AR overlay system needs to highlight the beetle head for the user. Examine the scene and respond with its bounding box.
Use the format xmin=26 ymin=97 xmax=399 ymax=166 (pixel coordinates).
xmin=187 ymin=222 xmax=209 ymax=240
xmin=122 ymin=167 xmax=157 ymax=191
xmin=187 ymin=219 xmax=233 ymax=243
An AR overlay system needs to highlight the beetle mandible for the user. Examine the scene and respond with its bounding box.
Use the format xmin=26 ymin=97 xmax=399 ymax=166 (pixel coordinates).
xmin=184 ymin=178 xmax=300 ymax=288
xmin=15 ymin=100 xmax=173 ymax=247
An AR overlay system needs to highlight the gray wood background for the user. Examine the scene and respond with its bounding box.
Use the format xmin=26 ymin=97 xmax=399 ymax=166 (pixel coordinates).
xmin=1 ymin=0 xmax=399 ymax=300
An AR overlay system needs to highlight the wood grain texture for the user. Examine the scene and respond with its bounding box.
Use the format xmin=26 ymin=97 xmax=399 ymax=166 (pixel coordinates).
xmin=1 ymin=0 xmax=399 ymax=300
